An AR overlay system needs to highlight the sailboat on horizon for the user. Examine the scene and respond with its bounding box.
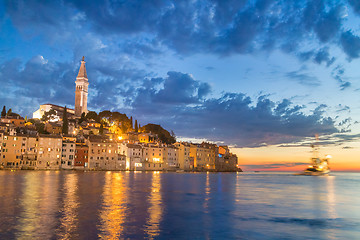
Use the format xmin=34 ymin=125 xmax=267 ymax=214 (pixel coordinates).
xmin=296 ymin=135 xmax=331 ymax=176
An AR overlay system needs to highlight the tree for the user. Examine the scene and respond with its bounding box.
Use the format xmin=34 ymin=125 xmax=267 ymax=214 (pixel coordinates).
xmin=62 ymin=106 xmax=69 ymax=134
xmin=130 ymin=116 xmax=133 ymax=130
xmin=7 ymin=108 xmax=12 ymax=116
xmin=79 ymin=112 xmax=86 ymax=123
xmin=35 ymin=122 xmax=48 ymax=134
xmin=99 ymin=123 xmax=104 ymax=135
xmin=141 ymin=124 xmax=176 ymax=144
xmin=1 ymin=106 xmax=6 ymax=117
xmin=41 ymin=109 xmax=57 ymax=122
xmin=135 ymin=119 xmax=138 ymax=132
xmin=86 ymin=111 xmax=100 ymax=122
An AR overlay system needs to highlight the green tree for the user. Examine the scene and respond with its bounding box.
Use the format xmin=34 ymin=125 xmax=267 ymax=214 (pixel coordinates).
xmin=141 ymin=124 xmax=176 ymax=144
xmin=41 ymin=109 xmax=57 ymax=122
xmin=1 ymin=106 xmax=6 ymax=117
xmin=79 ymin=112 xmax=86 ymax=124
xmin=86 ymin=111 xmax=100 ymax=122
xmin=99 ymin=123 xmax=104 ymax=135
xmin=35 ymin=122 xmax=48 ymax=134
xmin=62 ymin=106 xmax=69 ymax=134
xmin=135 ymin=119 xmax=138 ymax=132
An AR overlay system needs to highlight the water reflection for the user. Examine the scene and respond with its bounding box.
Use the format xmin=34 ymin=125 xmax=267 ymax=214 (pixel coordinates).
xmin=58 ymin=173 xmax=79 ymax=239
xmin=98 ymin=172 xmax=128 ymax=239
xmin=16 ymin=173 xmax=42 ymax=239
xmin=145 ymin=172 xmax=163 ymax=239
xmin=325 ymin=176 xmax=337 ymax=240
xmin=326 ymin=176 xmax=336 ymax=219
xmin=203 ymin=172 xmax=211 ymax=212
xmin=17 ymin=172 xmax=59 ymax=239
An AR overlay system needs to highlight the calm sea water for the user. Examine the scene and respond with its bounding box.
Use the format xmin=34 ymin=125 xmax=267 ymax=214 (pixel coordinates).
xmin=0 ymin=171 xmax=359 ymax=239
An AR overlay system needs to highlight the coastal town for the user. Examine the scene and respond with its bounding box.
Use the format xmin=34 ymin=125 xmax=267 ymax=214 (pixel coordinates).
xmin=0 ymin=57 xmax=240 ymax=172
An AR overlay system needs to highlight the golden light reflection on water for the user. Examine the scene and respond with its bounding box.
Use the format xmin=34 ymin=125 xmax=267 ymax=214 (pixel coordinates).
xmin=17 ymin=172 xmax=59 ymax=239
xmin=145 ymin=171 xmax=163 ymax=239
xmin=17 ymin=173 xmax=42 ymax=239
xmin=203 ymin=173 xmax=211 ymax=212
xmin=98 ymin=172 xmax=128 ymax=239
xmin=325 ymin=176 xmax=337 ymax=240
xmin=58 ymin=173 xmax=79 ymax=239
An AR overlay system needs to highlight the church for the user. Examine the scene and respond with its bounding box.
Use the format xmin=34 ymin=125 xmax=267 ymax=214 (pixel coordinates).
xmin=33 ymin=57 xmax=89 ymax=120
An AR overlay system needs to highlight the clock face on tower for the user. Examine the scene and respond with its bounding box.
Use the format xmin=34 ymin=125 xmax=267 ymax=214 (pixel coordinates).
xmin=75 ymin=57 xmax=89 ymax=118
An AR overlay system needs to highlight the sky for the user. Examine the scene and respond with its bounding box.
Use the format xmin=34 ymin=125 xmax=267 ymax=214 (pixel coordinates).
xmin=1 ymin=0 xmax=360 ymax=171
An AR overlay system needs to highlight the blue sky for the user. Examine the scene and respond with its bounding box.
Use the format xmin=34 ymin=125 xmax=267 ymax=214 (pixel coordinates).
xmin=1 ymin=0 xmax=360 ymax=149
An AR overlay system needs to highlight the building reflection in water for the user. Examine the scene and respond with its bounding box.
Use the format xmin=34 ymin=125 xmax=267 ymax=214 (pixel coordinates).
xmin=98 ymin=172 xmax=128 ymax=239
xmin=58 ymin=173 xmax=79 ymax=239
xmin=17 ymin=172 xmax=59 ymax=239
xmin=145 ymin=171 xmax=163 ymax=239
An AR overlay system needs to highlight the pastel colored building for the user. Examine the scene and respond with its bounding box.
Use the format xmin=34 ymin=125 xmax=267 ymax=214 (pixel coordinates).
xmin=74 ymin=143 xmax=89 ymax=169
xmin=174 ymin=142 xmax=191 ymax=170
xmin=37 ymin=135 xmax=62 ymax=170
xmin=163 ymin=145 xmax=179 ymax=170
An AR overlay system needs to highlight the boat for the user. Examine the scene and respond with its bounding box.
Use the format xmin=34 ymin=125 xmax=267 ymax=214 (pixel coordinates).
xmin=296 ymin=135 xmax=331 ymax=176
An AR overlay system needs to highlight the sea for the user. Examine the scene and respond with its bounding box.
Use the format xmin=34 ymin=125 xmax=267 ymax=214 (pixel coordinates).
xmin=0 ymin=171 xmax=359 ymax=239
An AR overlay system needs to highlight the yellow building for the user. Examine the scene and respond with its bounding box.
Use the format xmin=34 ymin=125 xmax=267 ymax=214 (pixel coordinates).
xmin=174 ymin=142 xmax=191 ymax=170
xmin=163 ymin=145 xmax=179 ymax=170
xmin=88 ymin=136 xmax=123 ymax=170
xmin=0 ymin=134 xmax=38 ymax=169
xmin=190 ymin=143 xmax=216 ymax=170
xmin=1 ymin=116 xmax=25 ymax=127
xmin=142 ymin=144 xmax=164 ymax=171
xmin=37 ymin=135 xmax=62 ymax=170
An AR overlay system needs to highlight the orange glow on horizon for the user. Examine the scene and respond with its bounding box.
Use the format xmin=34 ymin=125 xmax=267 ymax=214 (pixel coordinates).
xmin=232 ymin=143 xmax=360 ymax=172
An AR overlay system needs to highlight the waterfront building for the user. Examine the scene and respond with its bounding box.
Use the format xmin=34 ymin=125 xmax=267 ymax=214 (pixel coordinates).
xmin=215 ymin=146 xmax=238 ymax=171
xmin=174 ymin=142 xmax=191 ymax=170
xmin=61 ymin=136 xmax=76 ymax=169
xmin=190 ymin=143 xmax=216 ymax=170
xmin=164 ymin=145 xmax=179 ymax=170
xmin=37 ymin=135 xmax=62 ymax=170
xmin=0 ymin=134 xmax=23 ymax=168
xmin=0 ymin=134 xmax=38 ymax=169
xmin=75 ymin=57 xmax=89 ymax=117
xmin=118 ymin=143 xmax=144 ymax=170
xmin=74 ymin=143 xmax=89 ymax=169
xmin=88 ymin=136 xmax=120 ymax=170
xmin=142 ymin=144 xmax=164 ymax=171
xmin=18 ymin=135 xmax=38 ymax=170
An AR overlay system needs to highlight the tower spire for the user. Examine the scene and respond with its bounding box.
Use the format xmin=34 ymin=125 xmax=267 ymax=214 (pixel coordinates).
xmin=77 ymin=56 xmax=87 ymax=79
xmin=75 ymin=56 xmax=89 ymax=117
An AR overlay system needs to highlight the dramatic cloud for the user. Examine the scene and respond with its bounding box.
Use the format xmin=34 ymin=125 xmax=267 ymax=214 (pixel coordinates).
xmin=1 ymin=0 xmax=359 ymax=148
xmin=122 ymin=74 xmax=339 ymax=147
xmin=2 ymin=0 xmax=358 ymax=59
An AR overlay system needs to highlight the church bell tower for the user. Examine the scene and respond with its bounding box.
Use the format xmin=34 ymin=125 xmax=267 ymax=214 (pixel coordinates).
xmin=75 ymin=56 xmax=89 ymax=117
